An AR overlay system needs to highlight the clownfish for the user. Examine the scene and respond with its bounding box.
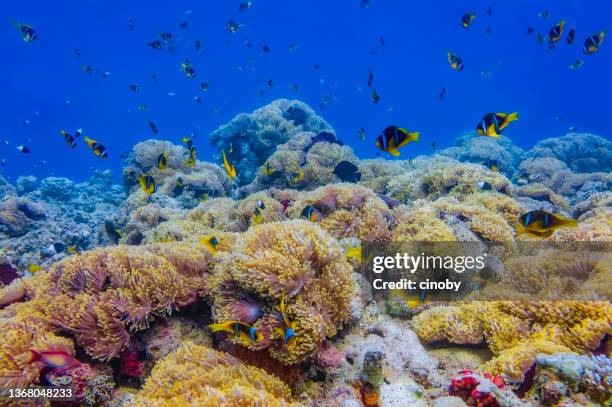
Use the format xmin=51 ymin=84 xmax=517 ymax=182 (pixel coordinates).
xmin=476 ymin=112 xmax=519 ymax=138
xmin=138 ymin=174 xmax=156 ymax=195
xmin=273 ymin=292 xmax=297 ymax=348
xmin=375 ymin=126 xmax=419 ymax=156
xmin=156 ymin=152 xmax=168 ymax=170
xmin=516 ymin=210 xmax=577 ymax=238
xmin=301 ymin=205 xmax=317 ymax=223
xmin=251 ymin=206 xmax=264 ymax=225
xmin=208 ymin=320 xmax=264 ymax=345
xmin=83 ymin=136 xmax=108 ymax=158
xmin=262 ymin=161 xmax=275 ymax=175
xmin=200 ymin=235 xmax=219 ymax=252
xmin=186 ymin=146 xmax=197 ymax=167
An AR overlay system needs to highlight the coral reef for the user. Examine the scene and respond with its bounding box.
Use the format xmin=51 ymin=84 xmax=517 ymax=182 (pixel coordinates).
xmin=210 ymin=98 xmax=333 ymax=185
xmin=0 ymin=196 xmax=46 ymax=237
xmin=412 ymin=301 xmax=612 ymax=383
xmin=0 ymin=241 xmax=214 ymax=393
xmin=0 ymin=170 xmax=125 ymax=270
xmin=2 ymin=100 xmax=612 ymax=406
xmin=440 ymin=133 xmax=526 ymax=176
xmin=525 ymin=133 xmax=612 ymax=173
xmin=285 ymin=184 xmax=394 ymax=241
xmin=530 ymin=353 xmax=611 ymax=406
xmin=209 ymin=220 xmax=358 ymax=364
xmin=122 ymin=139 xmax=234 ymax=212
xmin=126 ymin=342 xmax=301 ymax=406
xmin=240 ymin=131 xmax=358 ymax=195
xmin=0 ymin=175 xmax=16 ymax=200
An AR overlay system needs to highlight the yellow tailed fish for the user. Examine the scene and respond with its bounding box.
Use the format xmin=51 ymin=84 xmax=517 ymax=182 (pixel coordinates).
xmin=83 ymin=136 xmax=108 ymax=158
xmin=27 ymin=264 xmax=45 ymax=273
xmin=516 ymin=210 xmax=577 ymax=238
xmin=222 ymin=150 xmax=237 ymax=179
xmin=375 ymin=126 xmax=419 ymax=156
xmin=274 ymin=291 xmax=297 ymax=348
xmin=208 ymin=320 xmax=264 ymax=344
xmin=200 ymin=235 xmax=219 ymax=252
xmin=138 ymin=174 xmax=156 ymax=195
xmin=156 ymin=152 xmax=168 ymax=170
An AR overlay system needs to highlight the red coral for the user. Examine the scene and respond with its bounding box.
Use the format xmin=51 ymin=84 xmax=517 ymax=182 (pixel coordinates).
xmin=280 ymin=199 xmax=294 ymax=211
xmin=44 ymin=364 xmax=94 ymax=402
xmin=119 ymin=348 xmax=142 ymax=378
xmin=449 ymin=370 xmax=506 ymax=407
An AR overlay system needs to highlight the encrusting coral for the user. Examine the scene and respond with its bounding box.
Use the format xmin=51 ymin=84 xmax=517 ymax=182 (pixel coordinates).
xmin=126 ymin=342 xmax=302 ymax=407
xmin=209 ymin=220 xmax=358 ymax=365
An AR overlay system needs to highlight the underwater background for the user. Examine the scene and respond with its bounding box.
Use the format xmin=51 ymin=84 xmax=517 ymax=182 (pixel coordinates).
xmin=1 ymin=0 xmax=611 ymax=181
xmin=1 ymin=1 xmax=611 ymax=407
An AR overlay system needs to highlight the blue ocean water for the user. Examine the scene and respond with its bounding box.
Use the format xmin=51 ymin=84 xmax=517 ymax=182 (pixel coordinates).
xmin=1 ymin=0 xmax=610 ymax=182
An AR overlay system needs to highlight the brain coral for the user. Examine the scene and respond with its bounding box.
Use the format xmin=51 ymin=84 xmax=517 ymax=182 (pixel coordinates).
xmin=126 ymin=342 xmax=301 ymax=407
xmin=210 ymin=98 xmax=333 ymax=186
xmin=210 ymin=220 xmax=357 ymax=364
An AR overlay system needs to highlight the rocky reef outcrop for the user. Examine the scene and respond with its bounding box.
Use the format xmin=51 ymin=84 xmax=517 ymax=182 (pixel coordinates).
xmin=0 ymin=170 xmax=125 ymax=271
xmin=210 ymin=99 xmax=333 ymax=185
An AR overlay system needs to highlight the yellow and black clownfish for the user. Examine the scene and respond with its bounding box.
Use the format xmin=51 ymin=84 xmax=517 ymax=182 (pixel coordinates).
xmin=461 ymin=13 xmax=476 ymax=28
xmin=301 ymin=205 xmax=317 ymax=222
xmin=156 ymin=152 xmax=168 ymax=170
xmin=375 ymin=125 xmax=419 ymax=156
xmin=262 ymin=161 xmax=275 ymax=175
xmin=476 ymin=112 xmax=519 ymax=138
xmin=548 ymin=20 xmax=566 ymax=44
xmin=186 ymin=146 xmax=197 ymax=167
xmin=516 ymin=210 xmax=577 ymax=238
xmin=447 ymin=51 xmax=464 ymax=72
xmin=138 ymin=174 xmax=156 ymax=195
xmin=208 ymin=320 xmax=264 ymax=345
xmin=200 ymin=235 xmax=219 ymax=252
xmin=583 ymin=30 xmax=607 ymax=55
xmin=83 ymin=136 xmax=108 ymax=158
